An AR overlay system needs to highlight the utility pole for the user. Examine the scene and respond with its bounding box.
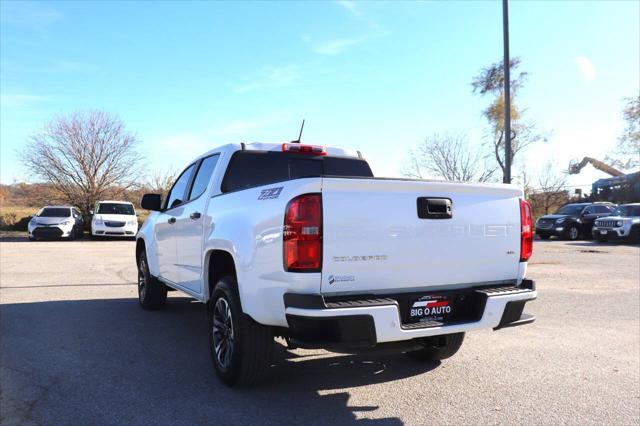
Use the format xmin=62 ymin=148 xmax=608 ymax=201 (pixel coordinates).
xmin=502 ymin=0 xmax=512 ymax=184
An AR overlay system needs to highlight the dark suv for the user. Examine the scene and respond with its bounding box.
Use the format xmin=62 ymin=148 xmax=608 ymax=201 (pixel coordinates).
xmin=535 ymin=202 xmax=616 ymax=240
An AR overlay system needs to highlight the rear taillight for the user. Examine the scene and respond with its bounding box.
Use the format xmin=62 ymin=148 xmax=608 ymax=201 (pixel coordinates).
xmin=520 ymin=199 xmax=533 ymax=262
xmin=284 ymin=194 xmax=322 ymax=272
xmin=282 ymin=143 xmax=327 ymax=155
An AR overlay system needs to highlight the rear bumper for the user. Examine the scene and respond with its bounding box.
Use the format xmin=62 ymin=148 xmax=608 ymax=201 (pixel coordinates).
xmin=284 ymin=280 xmax=536 ymax=348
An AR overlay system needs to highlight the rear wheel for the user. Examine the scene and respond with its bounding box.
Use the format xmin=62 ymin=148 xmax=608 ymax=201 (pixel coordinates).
xmin=137 ymin=250 xmax=167 ymax=309
xmin=208 ymin=276 xmax=273 ymax=387
xmin=407 ymin=333 xmax=465 ymax=362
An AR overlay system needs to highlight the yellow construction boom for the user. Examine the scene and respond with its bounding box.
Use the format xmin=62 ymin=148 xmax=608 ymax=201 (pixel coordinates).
xmin=568 ymin=157 xmax=624 ymax=177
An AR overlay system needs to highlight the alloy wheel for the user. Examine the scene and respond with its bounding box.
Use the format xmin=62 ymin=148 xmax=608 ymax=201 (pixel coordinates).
xmin=212 ymin=297 xmax=234 ymax=369
xmin=569 ymin=226 xmax=579 ymax=240
xmin=138 ymin=259 xmax=147 ymax=300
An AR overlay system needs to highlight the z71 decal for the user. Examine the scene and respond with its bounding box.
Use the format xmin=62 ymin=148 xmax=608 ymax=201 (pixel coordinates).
xmin=258 ymin=187 xmax=283 ymax=200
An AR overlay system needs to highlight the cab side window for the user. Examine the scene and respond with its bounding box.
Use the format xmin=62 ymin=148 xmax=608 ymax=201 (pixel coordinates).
xmin=165 ymin=164 xmax=196 ymax=210
xmin=188 ymin=154 xmax=220 ymax=201
xmin=583 ymin=206 xmax=595 ymax=214
xmin=596 ymin=206 xmax=611 ymax=214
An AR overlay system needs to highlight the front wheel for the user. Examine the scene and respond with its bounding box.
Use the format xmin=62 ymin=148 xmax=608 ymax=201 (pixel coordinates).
xmin=407 ymin=333 xmax=465 ymax=362
xmin=208 ymin=276 xmax=273 ymax=387
xmin=565 ymin=224 xmax=580 ymax=241
xmin=137 ymin=251 xmax=167 ymax=310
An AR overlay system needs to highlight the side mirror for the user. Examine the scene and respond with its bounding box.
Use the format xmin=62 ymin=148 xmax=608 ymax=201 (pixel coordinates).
xmin=141 ymin=193 xmax=162 ymax=211
xmin=89 ymin=210 xmax=94 ymax=215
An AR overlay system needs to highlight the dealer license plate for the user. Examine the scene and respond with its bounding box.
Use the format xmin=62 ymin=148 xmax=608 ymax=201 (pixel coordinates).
xmin=409 ymin=295 xmax=453 ymax=323
xmin=600 ymin=230 xmax=608 ymax=235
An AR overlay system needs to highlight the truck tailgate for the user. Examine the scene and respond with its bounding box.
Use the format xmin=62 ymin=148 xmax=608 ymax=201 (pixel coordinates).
xmin=320 ymin=178 xmax=523 ymax=294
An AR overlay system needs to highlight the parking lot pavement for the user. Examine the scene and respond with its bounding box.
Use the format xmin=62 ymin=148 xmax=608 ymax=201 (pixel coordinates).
xmin=1 ymin=237 xmax=638 ymax=425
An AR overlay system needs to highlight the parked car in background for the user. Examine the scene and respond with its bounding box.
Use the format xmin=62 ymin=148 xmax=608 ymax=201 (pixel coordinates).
xmin=592 ymin=203 xmax=640 ymax=243
xmin=135 ymin=142 xmax=536 ymax=387
xmin=91 ymin=201 xmax=138 ymax=239
xmin=535 ymin=202 xmax=616 ymax=241
xmin=28 ymin=206 xmax=84 ymax=241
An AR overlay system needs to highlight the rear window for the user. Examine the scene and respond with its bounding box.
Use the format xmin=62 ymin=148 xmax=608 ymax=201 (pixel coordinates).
xmin=221 ymin=151 xmax=373 ymax=193
xmin=39 ymin=208 xmax=71 ymax=217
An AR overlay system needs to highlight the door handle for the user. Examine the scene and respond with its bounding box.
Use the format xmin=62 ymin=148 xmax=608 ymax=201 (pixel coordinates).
xmin=168 ymin=217 xmax=176 ymax=224
xmin=190 ymin=212 xmax=202 ymax=220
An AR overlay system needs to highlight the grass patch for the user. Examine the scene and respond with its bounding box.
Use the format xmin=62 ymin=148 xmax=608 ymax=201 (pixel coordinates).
xmin=0 ymin=206 xmax=39 ymax=230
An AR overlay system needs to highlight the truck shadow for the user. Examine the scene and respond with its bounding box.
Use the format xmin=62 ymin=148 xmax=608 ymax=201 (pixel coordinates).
xmin=0 ymin=297 xmax=439 ymax=425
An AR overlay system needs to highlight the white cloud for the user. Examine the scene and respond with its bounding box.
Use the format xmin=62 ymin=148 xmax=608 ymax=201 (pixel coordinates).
xmin=234 ymin=65 xmax=301 ymax=94
xmin=0 ymin=1 xmax=62 ymax=30
xmin=312 ymin=36 xmax=368 ymax=56
xmin=576 ymin=56 xmax=597 ymax=83
xmin=150 ymin=112 xmax=296 ymax=167
xmin=0 ymin=93 xmax=50 ymax=108
xmin=335 ymin=1 xmax=361 ymax=18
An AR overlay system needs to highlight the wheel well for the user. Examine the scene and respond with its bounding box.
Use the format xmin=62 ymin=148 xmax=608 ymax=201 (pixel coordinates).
xmin=136 ymin=238 xmax=146 ymax=263
xmin=207 ymin=250 xmax=237 ymax=300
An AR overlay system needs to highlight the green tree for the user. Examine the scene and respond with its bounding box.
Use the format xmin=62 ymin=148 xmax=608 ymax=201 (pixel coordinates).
xmin=471 ymin=58 xmax=543 ymax=181
xmin=606 ymin=95 xmax=640 ymax=171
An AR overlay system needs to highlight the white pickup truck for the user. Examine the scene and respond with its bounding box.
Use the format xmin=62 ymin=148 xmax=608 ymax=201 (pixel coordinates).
xmin=136 ymin=142 xmax=536 ymax=387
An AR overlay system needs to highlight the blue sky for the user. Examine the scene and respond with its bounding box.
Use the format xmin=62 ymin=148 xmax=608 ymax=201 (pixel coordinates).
xmin=1 ymin=0 xmax=638 ymax=190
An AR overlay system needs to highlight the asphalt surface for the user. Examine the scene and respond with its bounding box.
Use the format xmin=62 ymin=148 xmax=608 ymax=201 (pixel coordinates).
xmin=1 ymin=235 xmax=638 ymax=425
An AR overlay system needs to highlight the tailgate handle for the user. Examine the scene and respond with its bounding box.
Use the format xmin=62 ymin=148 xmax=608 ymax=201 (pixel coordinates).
xmin=417 ymin=197 xmax=452 ymax=219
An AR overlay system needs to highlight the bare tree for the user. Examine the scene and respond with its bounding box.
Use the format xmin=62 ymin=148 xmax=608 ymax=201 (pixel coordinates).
xmin=514 ymin=166 xmax=534 ymax=200
xmin=145 ymin=169 xmax=177 ymax=199
xmin=532 ymin=162 xmax=568 ymax=214
xmin=402 ymin=133 xmax=496 ymax=182
xmin=605 ymin=95 xmax=639 ymax=171
xmin=20 ymin=110 xmax=143 ymax=215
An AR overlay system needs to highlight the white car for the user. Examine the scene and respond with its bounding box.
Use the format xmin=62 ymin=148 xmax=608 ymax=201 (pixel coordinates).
xmin=136 ymin=142 xmax=537 ymax=387
xmin=28 ymin=206 xmax=85 ymax=240
xmin=91 ymin=201 xmax=138 ymax=238
xmin=592 ymin=203 xmax=640 ymax=243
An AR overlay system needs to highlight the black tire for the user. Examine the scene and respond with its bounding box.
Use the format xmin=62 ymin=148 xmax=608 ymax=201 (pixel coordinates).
xmin=565 ymin=224 xmax=580 ymax=241
xmin=137 ymin=250 xmax=167 ymax=310
xmin=407 ymin=332 xmax=465 ymax=362
xmin=207 ymin=276 xmax=273 ymax=387
xmin=538 ymin=234 xmax=551 ymax=240
xmin=28 ymin=236 xmax=35 ymax=241
xmin=629 ymin=226 xmax=640 ymax=244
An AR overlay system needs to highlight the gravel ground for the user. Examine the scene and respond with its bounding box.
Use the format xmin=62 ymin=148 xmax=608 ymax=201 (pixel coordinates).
xmin=0 ymin=236 xmax=638 ymax=425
